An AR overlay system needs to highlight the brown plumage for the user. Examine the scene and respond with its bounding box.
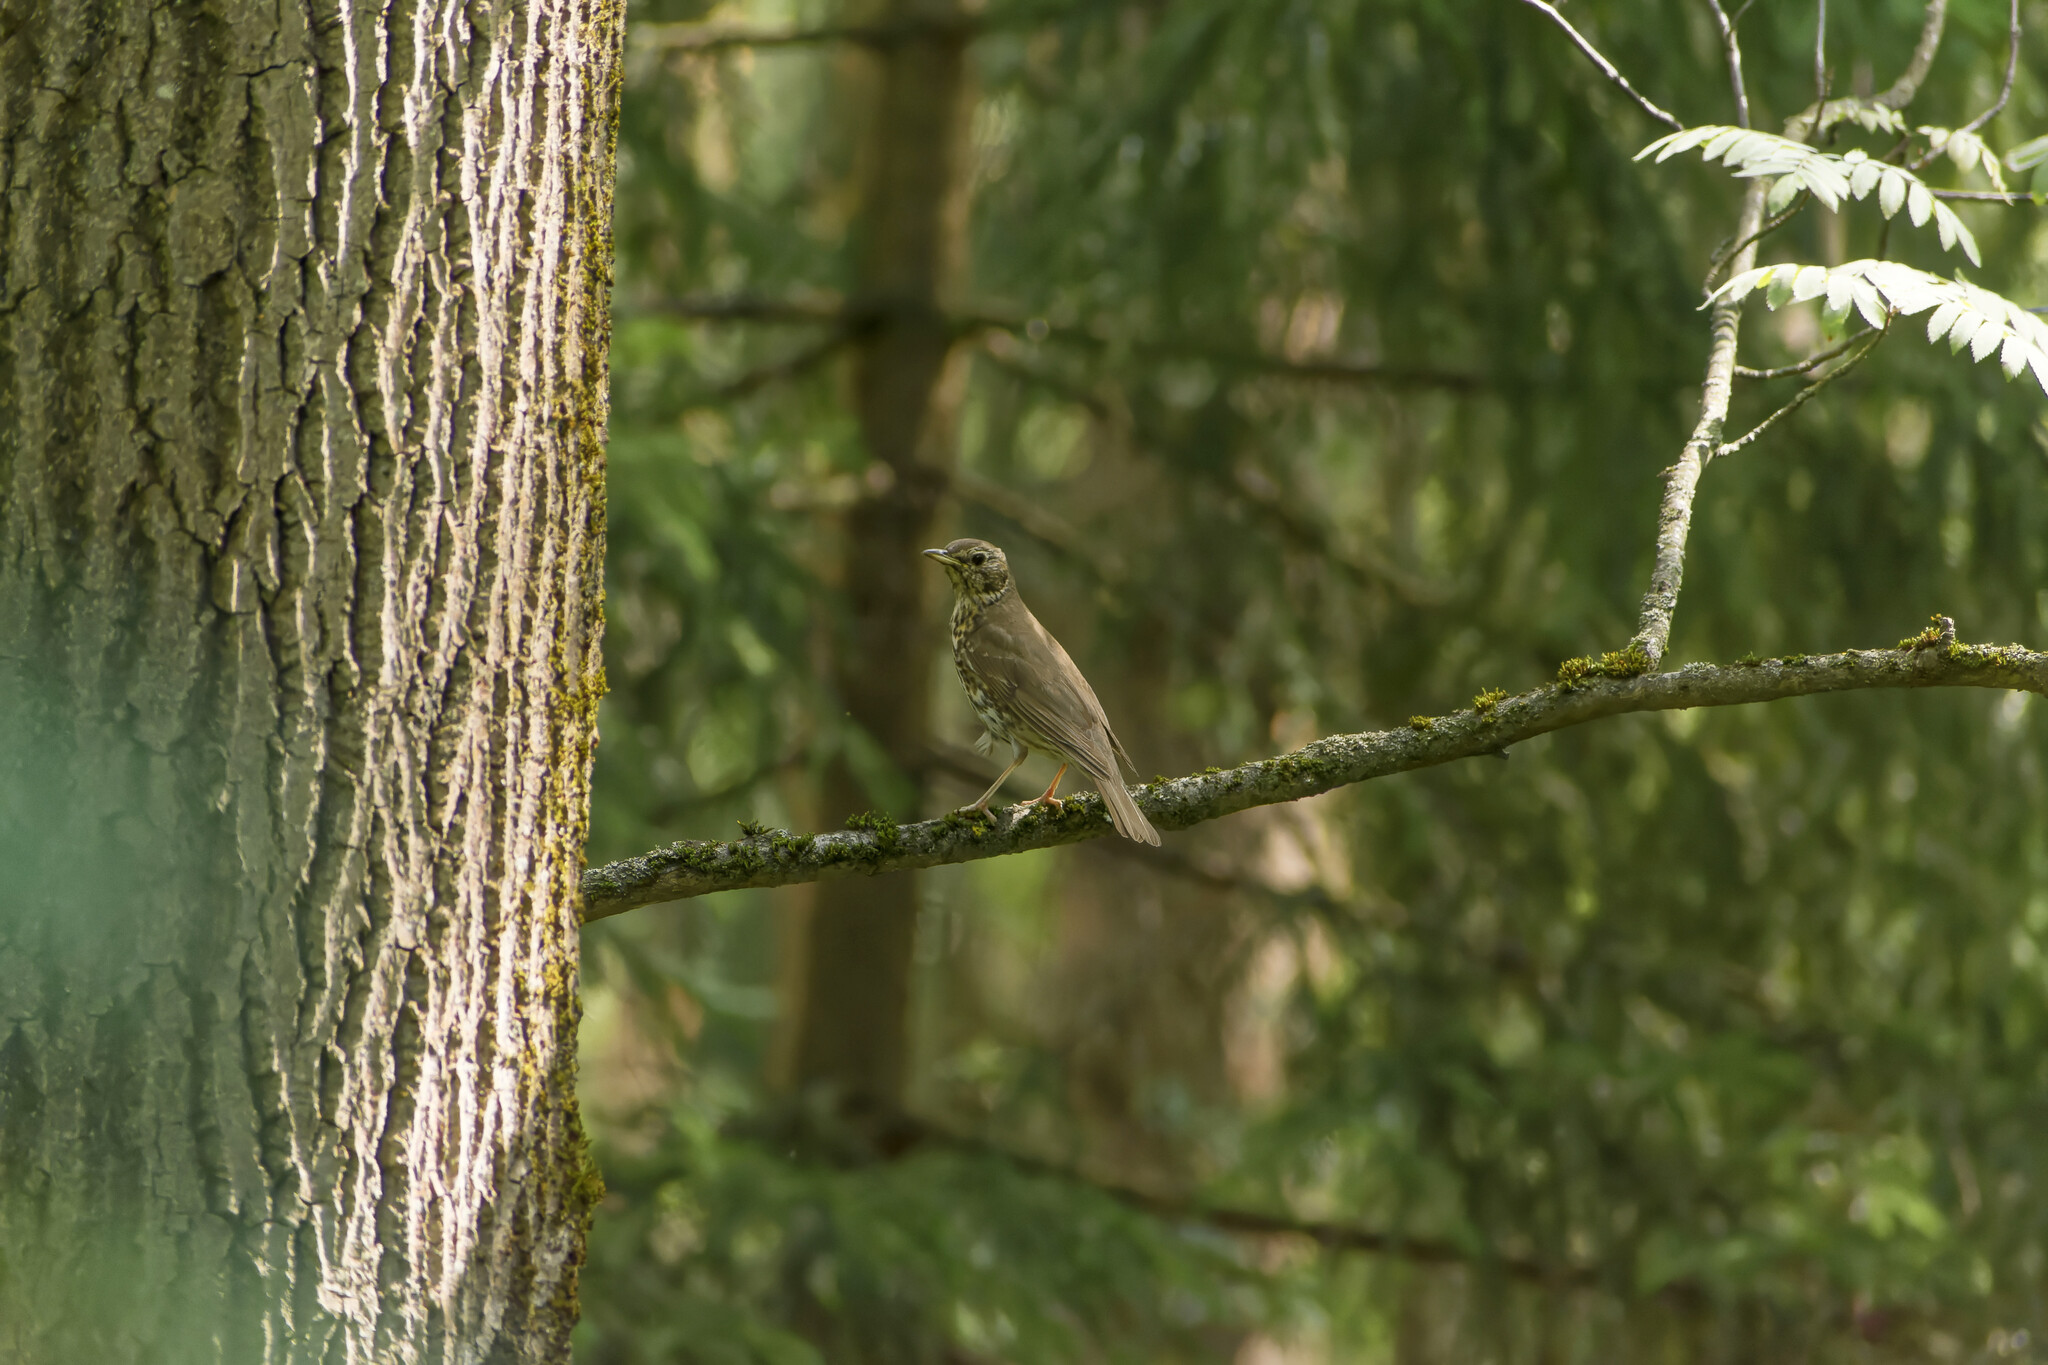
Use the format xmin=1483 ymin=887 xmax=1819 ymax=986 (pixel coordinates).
xmin=923 ymin=538 xmax=1160 ymax=845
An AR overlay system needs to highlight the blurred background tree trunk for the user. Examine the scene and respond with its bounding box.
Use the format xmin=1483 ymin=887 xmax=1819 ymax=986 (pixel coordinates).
xmin=774 ymin=0 xmax=974 ymax=1121
xmin=0 ymin=1 xmax=620 ymax=1359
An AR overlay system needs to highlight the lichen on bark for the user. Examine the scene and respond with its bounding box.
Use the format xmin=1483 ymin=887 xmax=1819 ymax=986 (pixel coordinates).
xmin=0 ymin=0 xmax=624 ymax=1360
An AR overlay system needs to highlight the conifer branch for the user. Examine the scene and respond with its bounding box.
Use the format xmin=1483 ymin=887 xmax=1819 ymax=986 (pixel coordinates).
xmin=637 ymin=295 xmax=1482 ymax=390
xmin=916 ymin=1117 xmax=1607 ymax=1289
xmin=581 ymin=636 xmax=2047 ymax=917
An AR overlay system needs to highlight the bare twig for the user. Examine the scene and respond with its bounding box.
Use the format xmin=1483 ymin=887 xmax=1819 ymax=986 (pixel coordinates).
xmin=1735 ymin=325 xmax=1875 ymax=379
xmin=1704 ymin=0 xmax=1751 ymax=128
xmin=1717 ymin=325 xmax=1886 ymax=456
xmin=1632 ymin=176 xmax=1769 ymax=665
xmin=1931 ymin=190 xmax=2029 ymax=202
xmin=1701 ymin=192 xmax=1808 ymax=294
xmin=1814 ymin=0 xmax=1829 ymax=107
xmin=581 ymin=639 xmax=2048 ymax=914
xmin=1958 ymin=0 xmax=2021 ymax=136
xmin=1511 ymin=0 xmax=1684 ymax=131
xmin=1874 ymin=0 xmax=1947 ymax=111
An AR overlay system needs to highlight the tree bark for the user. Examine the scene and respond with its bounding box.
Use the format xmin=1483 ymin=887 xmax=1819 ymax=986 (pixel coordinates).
xmin=774 ymin=0 xmax=971 ymax=1116
xmin=0 ymin=0 xmax=621 ymax=1359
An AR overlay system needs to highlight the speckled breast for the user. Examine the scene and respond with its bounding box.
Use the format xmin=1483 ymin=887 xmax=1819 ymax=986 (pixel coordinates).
xmin=950 ymin=600 xmax=1018 ymax=747
xmin=951 ymin=640 xmax=1014 ymax=745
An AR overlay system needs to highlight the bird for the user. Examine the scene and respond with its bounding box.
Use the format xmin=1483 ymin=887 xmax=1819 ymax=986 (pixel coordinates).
xmin=923 ymin=538 xmax=1160 ymax=845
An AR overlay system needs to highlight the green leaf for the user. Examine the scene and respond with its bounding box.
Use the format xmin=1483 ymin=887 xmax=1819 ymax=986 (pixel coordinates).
xmin=2005 ymin=133 xmax=2048 ymax=172
xmin=1713 ymin=260 xmax=2048 ymax=393
xmin=1642 ymin=127 xmax=1975 ymax=260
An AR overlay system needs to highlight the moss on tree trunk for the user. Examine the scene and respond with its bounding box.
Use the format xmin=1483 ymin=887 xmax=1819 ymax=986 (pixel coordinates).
xmin=0 ymin=0 xmax=623 ymax=1358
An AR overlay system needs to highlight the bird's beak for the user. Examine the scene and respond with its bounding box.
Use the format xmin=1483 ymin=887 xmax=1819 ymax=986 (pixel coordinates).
xmin=922 ymin=548 xmax=955 ymax=564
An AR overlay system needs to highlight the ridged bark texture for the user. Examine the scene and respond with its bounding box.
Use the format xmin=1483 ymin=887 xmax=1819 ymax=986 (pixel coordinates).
xmin=0 ymin=0 xmax=621 ymax=1360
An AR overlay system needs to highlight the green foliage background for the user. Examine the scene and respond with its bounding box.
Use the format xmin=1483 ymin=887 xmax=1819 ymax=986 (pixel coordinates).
xmin=577 ymin=1 xmax=2048 ymax=1360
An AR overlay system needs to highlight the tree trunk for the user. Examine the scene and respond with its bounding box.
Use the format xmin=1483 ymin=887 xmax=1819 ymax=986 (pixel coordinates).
xmin=0 ymin=0 xmax=621 ymax=1359
xmin=775 ymin=0 xmax=971 ymax=1117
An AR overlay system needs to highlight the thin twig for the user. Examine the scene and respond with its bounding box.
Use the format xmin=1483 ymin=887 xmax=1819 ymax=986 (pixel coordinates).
xmin=1701 ymin=192 xmax=1807 ymax=294
xmin=580 ymin=638 xmax=2048 ymax=913
xmin=1704 ymin=0 xmax=1751 ymax=128
xmin=1511 ymin=0 xmax=1684 ymax=131
xmin=1717 ymin=324 xmax=1886 ymax=456
xmin=1932 ymin=190 xmax=2030 ymax=202
xmin=1814 ymin=0 xmax=1829 ymax=108
xmin=1735 ymin=326 xmax=1874 ymax=380
xmin=1874 ymin=0 xmax=1947 ymax=111
xmin=1957 ymin=0 xmax=2020 ymax=136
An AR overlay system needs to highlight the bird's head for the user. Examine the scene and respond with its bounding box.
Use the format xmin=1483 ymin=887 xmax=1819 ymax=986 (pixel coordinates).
xmin=922 ymin=538 xmax=1012 ymax=605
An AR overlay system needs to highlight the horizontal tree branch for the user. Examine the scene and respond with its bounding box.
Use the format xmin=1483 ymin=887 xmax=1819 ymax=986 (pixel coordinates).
xmin=580 ymin=637 xmax=2048 ymax=918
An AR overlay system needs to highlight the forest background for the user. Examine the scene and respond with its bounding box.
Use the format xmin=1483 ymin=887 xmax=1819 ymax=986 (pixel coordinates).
xmin=574 ymin=0 xmax=2048 ymax=1360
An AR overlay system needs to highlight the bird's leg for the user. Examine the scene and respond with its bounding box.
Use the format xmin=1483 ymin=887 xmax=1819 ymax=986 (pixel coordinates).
xmin=963 ymin=744 xmax=1030 ymax=814
xmin=1017 ymin=763 xmax=1069 ymax=813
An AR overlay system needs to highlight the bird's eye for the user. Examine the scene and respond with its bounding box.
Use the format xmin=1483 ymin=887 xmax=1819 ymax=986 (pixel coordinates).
xmin=970 ymin=552 xmax=988 ymax=565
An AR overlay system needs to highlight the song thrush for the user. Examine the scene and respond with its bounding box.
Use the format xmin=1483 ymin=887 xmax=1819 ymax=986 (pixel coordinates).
xmin=923 ymin=538 xmax=1160 ymax=845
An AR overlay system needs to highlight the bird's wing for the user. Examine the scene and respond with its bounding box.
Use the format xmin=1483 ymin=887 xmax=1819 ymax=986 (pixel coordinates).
xmin=962 ymin=603 xmax=1125 ymax=781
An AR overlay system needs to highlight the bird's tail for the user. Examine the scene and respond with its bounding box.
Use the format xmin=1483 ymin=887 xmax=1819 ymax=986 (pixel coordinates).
xmin=1097 ymin=773 xmax=1161 ymax=845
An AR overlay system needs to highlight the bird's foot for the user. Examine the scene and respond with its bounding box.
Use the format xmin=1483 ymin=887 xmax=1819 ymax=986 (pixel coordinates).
xmin=1017 ymin=794 xmax=1064 ymax=813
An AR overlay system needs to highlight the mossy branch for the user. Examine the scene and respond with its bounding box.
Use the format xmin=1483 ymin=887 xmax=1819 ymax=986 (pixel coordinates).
xmin=580 ymin=634 xmax=2045 ymax=919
